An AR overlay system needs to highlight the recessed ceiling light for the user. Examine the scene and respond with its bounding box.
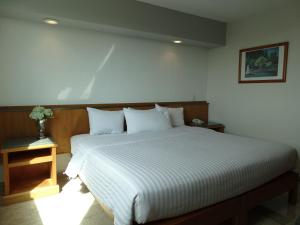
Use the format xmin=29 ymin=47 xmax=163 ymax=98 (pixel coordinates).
xmin=44 ymin=19 xmax=58 ymax=25
xmin=173 ymin=40 xmax=182 ymax=44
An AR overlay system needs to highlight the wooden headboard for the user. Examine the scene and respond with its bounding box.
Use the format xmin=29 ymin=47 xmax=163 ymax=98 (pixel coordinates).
xmin=0 ymin=101 xmax=208 ymax=154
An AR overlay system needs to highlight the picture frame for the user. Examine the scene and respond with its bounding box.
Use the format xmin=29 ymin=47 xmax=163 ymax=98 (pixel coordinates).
xmin=238 ymin=42 xmax=289 ymax=83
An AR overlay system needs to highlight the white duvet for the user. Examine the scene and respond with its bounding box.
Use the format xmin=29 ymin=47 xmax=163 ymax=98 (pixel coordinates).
xmin=65 ymin=126 xmax=297 ymax=225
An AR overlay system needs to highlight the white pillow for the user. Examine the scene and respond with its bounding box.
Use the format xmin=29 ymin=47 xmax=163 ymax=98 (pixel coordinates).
xmin=124 ymin=108 xmax=172 ymax=134
xmin=87 ymin=107 xmax=124 ymax=135
xmin=155 ymin=104 xmax=185 ymax=127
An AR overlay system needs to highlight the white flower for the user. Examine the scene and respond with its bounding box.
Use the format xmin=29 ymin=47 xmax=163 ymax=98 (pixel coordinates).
xmin=29 ymin=106 xmax=54 ymax=121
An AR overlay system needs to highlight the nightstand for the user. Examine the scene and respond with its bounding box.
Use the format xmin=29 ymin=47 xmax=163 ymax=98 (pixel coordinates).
xmin=193 ymin=122 xmax=225 ymax=133
xmin=1 ymin=137 xmax=59 ymax=205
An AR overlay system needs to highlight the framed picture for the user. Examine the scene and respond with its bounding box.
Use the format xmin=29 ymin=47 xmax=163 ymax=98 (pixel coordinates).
xmin=238 ymin=42 xmax=289 ymax=83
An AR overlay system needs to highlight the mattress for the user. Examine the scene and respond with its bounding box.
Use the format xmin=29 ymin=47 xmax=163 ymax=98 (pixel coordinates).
xmin=65 ymin=126 xmax=297 ymax=225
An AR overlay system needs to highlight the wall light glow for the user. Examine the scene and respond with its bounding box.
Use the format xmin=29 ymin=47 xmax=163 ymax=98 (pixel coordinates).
xmin=173 ymin=40 xmax=182 ymax=44
xmin=44 ymin=19 xmax=58 ymax=25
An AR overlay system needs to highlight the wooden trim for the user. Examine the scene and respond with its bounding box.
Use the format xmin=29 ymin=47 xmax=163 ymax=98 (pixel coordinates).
xmin=51 ymin=147 xmax=57 ymax=185
xmin=142 ymin=196 xmax=242 ymax=225
xmin=8 ymin=156 xmax=53 ymax=168
xmin=3 ymin=153 xmax=9 ymax=195
xmin=238 ymin=42 xmax=289 ymax=83
xmin=1 ymin=144 xmax=57 ymax=153
xmin=0 ymin=101 xmax=208 ymax=112
xmin=245 ymin=171 xmax=298 ymax=209
xmin=239 ymin=42 xmax=289 ymax=54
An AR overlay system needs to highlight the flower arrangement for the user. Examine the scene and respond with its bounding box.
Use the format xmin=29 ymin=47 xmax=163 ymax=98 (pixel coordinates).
xmin=29 ymin=106 xmax=54 ymax=139
xmin=29 ymin=106 xmax=53 ymax=121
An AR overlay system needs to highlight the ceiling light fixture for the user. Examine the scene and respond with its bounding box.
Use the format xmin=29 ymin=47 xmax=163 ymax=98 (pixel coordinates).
xmin=44 ymin=19 xmax=58 ymax=25
xmin=173 ymin=40 xmax=182 ymax=44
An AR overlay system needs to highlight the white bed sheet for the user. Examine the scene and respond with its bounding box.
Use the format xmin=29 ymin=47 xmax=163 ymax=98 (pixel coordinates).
xmin=65 ymin=126 xmax=297 ymax=225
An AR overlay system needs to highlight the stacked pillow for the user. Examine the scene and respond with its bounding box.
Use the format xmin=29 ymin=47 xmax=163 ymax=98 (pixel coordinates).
xmin=86 ymin=104 xmax=185 ymax=135
xmin=87 ymin=107 xmax=124 ymax=135
xmin=155 ymin=104 xmax=185 ymax=127
xmin=124 ymin=108 xmax=171 ymax=134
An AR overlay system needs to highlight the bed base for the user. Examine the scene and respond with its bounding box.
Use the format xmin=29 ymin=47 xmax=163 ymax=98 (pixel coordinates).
xmin=136 ymin=171 xmax=298 ymax=225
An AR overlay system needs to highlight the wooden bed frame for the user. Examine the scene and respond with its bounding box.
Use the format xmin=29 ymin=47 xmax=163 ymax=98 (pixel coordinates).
xmin=142 ymin=171 xmax=298 ymax=225
xmin=0 ymin=101 xmax=298 ymax=225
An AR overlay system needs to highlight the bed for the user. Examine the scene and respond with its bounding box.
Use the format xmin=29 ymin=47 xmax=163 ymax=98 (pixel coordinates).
xmin=65 ymin=126 xmax=297 ymax=225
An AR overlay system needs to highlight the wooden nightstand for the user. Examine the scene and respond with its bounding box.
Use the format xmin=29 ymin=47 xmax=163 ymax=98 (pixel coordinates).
xmin=193 ymin=122 xmax=225 ymax=133
xmin=1 ymin=137 xmax=59 ymax=205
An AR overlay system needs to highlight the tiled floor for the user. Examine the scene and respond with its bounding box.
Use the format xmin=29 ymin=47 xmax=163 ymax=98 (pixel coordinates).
xmin=0 ymin=175 xmax=299 ymax=225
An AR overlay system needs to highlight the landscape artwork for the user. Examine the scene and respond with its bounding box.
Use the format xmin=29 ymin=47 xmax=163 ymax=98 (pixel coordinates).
xmin=239 ymin=42 xmax=288 ymax=83
xmin=245 ymin=47 xmax=279 ymax=78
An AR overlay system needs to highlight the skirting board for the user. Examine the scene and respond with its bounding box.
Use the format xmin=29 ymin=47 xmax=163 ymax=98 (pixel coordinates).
xmin=0 ymin=153 xmax=71 ymax=182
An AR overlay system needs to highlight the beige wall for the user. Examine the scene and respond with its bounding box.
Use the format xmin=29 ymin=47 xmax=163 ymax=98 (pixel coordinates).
xmin=207 ymin=1 xmax=300 ymax=161
xmin=0 ymin=17 xmax=208 ymax=106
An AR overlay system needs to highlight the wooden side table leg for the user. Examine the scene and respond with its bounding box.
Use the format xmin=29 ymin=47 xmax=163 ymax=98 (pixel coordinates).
xmin=3 ymin=153 xmax=10 ymax=195
xmin=50 ymin=147 xmax=57 ymax=185
xmin=236 ymin=210 xmax=248 ymax=225
xmin=288 ymin=184 xmax=298 ymax=205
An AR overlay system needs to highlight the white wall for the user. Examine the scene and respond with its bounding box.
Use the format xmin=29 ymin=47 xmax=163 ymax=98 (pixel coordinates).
xmin=0 ymin=17 xmax=208 ymax=106
xmin=0 ymin=17 xmax=208 ymax=181
xmin=207 ymin=1 xmax=300 ymax=159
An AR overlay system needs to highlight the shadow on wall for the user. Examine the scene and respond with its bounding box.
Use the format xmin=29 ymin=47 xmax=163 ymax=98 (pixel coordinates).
xmin=57 ymin=44 xmax=116 ymax=102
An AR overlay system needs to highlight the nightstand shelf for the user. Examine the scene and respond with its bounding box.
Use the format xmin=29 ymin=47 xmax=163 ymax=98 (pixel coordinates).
xmin=8 ymin=149 xmax=52 ymax=168
xmin=1 ymin=137 xmax=59 ymax=205
xmin=10 ymin=176 xmax=53 ymax=194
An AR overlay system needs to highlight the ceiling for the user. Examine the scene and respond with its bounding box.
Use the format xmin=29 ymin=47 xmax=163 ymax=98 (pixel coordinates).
xmin=0 ymin=0 xmax=226 ymax=48
xmin=137 ymin=0 xmax=292 ymax=22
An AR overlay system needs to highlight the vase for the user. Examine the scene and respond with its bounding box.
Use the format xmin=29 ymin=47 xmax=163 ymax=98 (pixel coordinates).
xmin=37 ymin=119 xmax=47 ymax=139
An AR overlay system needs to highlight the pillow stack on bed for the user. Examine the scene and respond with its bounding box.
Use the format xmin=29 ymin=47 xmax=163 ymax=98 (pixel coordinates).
xmin=124 ymin=108 xmax=171 ymax=134
xmin=87 ymin=105 xmax=185 ymax=135
xmin=155 ymin=104 xmax=184 ymax=127
xmin=87 ymin=107 xmax=124 ymax=135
